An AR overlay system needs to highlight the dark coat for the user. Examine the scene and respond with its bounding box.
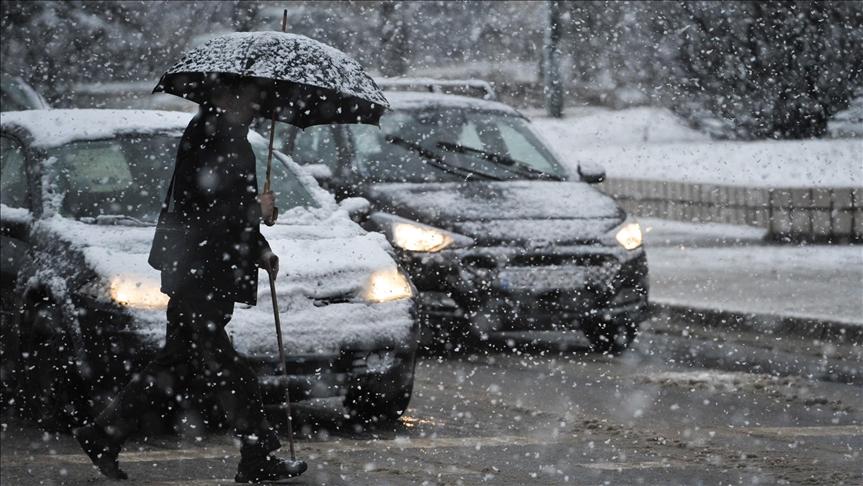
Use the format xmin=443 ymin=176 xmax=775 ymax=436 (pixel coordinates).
xmin=158 ymin=107 xmax=269 ymax=305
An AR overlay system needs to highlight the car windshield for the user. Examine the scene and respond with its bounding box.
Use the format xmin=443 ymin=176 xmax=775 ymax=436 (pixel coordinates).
xmin=346 ymin=108 xmax=567 ymax=183
xmin=49 ymin=133 xmax=318 ymax=223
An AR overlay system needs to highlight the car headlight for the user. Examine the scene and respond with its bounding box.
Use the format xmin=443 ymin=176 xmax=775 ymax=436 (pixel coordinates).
xmin=110 ymin=277 xmax=169 ymax=310
xmin=370 ymin=212 xmax=473 ymax=253
xmin=615 ymin=222 xmax=643 ymax=250
xmin=361 ymin=267 xmax=414 ymax=303
xmin=392 ymin=222 xmax=455 ymax=252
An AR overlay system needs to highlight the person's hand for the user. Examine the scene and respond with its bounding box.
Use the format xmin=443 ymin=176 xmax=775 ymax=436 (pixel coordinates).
xmin=260 ymin=250 xmax=279 ymax=277
xmin=260 ymin=191 xmax=278 ymax=226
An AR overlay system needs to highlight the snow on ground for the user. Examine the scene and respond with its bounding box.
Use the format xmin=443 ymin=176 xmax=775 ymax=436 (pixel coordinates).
xmin=641 ymin=217 xmax=767 ymax=247
xmin=530 ymin=107 xmax=863 ymax=188
xmin=526 ymin=106 xmax=711 ymax=147
xmin=648 ymin=244 xmax=863 ymax=325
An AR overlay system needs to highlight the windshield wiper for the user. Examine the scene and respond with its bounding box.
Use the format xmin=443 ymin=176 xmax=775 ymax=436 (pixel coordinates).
xmin=384 ymin=135 xmax=503 ymax=182
xmin=82 ymin=214 xmax=153 ymax=227
xmin=436 ymin=142 xmax=562 ymax=181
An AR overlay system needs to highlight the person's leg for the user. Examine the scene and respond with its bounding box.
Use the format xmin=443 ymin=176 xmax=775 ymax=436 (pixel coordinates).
xmin=76 ymin=295 xmax=192 ymax=479
xmin=189 ymin=298 xmax=305 ymax=481
xmin=74 ymin=297 xmax=189 ymax=479
xmin=190 ymin=298 xmax=280 ymax=456
xmin=94 ymin=297 xmax=193 ymax=438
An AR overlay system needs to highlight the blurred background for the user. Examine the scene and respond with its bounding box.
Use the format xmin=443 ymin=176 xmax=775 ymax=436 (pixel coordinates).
xmin=3 ymin=0 xmax=862 ymax=139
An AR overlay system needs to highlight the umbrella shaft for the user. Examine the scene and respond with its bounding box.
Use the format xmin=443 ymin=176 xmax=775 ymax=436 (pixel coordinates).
xmin=264 ymin=111 xmax=277 ymax=193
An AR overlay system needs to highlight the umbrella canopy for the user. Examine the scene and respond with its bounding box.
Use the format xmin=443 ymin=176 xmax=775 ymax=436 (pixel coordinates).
xmin=153 ymin=31 xmax=389 ymax=128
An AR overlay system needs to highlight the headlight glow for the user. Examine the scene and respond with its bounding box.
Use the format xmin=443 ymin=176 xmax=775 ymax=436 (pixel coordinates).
xmin=110 ymin=277 xmax=169 ymax=310
xmin=361 ymin=268 xmax=414 ymax=303
xmin=392 ymin=222 xmax=454 ymax=252
xmin=615 ymin=222 xmax=643 ymax=250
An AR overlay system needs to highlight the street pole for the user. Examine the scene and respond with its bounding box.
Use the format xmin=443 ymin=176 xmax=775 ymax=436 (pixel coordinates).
xmin=543 ymin=0 xmax=563 ymax=118
xmin=380 ymin=1 xmax=408 ymax=77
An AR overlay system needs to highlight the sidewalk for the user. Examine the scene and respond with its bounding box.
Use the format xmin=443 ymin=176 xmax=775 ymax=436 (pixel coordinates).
xmin=642 ymin=218 xmax=863 ymax=341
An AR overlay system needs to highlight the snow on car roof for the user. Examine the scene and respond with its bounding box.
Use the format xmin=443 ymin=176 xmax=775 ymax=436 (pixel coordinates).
xmin=0 ymin=109 xmax=191 ymax=148
xmin=383 ymin=91 xmax=522 ymax=117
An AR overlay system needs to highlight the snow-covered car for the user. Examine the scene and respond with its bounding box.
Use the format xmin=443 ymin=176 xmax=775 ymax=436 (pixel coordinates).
xmin=275 ymin=92 xmax=649 ymax=352
xmin=0 ymin=109 xmax=418 ymax=430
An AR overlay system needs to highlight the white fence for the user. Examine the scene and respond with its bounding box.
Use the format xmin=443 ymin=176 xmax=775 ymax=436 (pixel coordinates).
xmin=600 ymin=178 xmax=862 ymax=242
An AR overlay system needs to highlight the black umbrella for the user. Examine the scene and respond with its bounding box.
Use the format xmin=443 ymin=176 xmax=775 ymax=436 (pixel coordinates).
xmin=153 ymin=31 xmax=389 ymax=128
xmin=153 ymin=11 xmax=388 ymax=192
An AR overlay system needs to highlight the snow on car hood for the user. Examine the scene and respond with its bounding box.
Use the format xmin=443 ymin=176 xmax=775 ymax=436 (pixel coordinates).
xmin=35 ymin=210 xmax=413 ymax=355
xmin=368 ymin=181 xmax=624 ymax=245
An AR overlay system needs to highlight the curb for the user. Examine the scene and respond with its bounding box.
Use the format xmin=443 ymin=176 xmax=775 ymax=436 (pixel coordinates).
xmin=649 ymin=302 xmax=863 ymax=345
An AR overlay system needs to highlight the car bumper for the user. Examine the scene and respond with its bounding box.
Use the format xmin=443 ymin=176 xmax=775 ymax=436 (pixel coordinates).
xmin=79 ymin=298 xmax=419 ymax=401
xmin=401 ymin=244 xmax=649 ymax=334
xmin=249 ymin=346 xmax=416 ymax=405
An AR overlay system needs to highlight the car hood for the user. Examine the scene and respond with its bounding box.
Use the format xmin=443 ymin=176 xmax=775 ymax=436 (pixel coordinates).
xmin=35 ymin=210 xmax=413 ymax=354
xmin=367 ymin=181 xmax=624 ymax=246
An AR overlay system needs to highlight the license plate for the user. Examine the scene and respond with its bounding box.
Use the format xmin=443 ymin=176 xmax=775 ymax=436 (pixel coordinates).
xmin=498 ymin=266 xmax=587 ymax=291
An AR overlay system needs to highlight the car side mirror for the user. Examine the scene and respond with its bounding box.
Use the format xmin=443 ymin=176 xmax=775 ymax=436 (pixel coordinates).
xmin=577 ymin=162 xmax=606 ymax=184
xmin=339 ymin=197 xmax=371 ymax=223
xmin=302 ymin=163 xmax=333 ymax=185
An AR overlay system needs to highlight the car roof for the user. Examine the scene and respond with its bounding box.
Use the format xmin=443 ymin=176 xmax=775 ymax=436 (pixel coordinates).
xmin=0 ymin=109 xmax=192 ymax=148
xmin=375 ymin=77 xmax=497 ymax=101
xmin=383 ymin=91 xmax=523 ymax=118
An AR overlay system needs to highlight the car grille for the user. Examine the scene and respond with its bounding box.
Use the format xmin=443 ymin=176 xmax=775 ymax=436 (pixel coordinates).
xmin=508 ymin=253 xmax=613 ymax=267
xmin=460 ymin=253 xmax=615 ymax=270
xmin=312 ymin=292 xmax=354 ymax=307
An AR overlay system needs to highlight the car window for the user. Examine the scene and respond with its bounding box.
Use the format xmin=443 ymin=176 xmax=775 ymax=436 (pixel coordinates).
xmin=457 ymin=120 xmax=484 ymax=150
xmin=288 ymin=125 xmax=340 ymax=171
xmin=1 ymin=89 xmax=28 ymax=112
xmin=250 ymin=140 xmax=320 ymax=209
xmin=346 ymin=108 xmax=567 ymax=183
xmin=48 ymin=135 xmax=175 ymax=220
xmin=0 ymin=135 xmax=29 ymax=208
xmin=47 ymin=133 xmax=320 ymax=221
xmin=495 ymin=121 xmax=560 ymax=174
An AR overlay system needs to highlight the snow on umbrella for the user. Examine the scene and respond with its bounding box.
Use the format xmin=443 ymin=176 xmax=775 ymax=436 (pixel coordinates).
xmin=153 ymin=31 xmax=388 ymax=128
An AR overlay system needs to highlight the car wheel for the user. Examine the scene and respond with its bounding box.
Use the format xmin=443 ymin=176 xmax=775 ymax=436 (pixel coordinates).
xmin=345 ymin=378 xmax=413 ymax=424
xmin=19 ymin=301 xmax=90 ymax=431
xmin=345 ymin=351 xmax=417 ymax=424
xmin=583 ymin=318 xmax=638 ymax=355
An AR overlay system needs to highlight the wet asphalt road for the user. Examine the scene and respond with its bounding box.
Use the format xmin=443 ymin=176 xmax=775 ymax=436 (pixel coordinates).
xmin=2 ymin=316 xmax=861 ymax=486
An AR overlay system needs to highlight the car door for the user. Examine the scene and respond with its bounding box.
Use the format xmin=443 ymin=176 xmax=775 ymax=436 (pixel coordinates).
xmin=0 ymin=133 xmax=35 ymax=296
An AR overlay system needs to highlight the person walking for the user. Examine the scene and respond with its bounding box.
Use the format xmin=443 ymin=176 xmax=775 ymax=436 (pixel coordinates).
xmin=73 ymin=85 xmax=307 ymax=483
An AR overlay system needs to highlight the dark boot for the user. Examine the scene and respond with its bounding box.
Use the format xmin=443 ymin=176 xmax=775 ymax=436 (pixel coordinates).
xmin=73 ymin=424 xmax=128 ymax=480
xmin=235 ymin=455 xmax=307 ymax=483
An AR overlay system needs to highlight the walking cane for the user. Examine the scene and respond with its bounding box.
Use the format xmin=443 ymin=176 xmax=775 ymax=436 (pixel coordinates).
xmin=262 ymin=11 xmax=304 ymax=470
xmin=265 ymin=263 xmax=303 ymax=469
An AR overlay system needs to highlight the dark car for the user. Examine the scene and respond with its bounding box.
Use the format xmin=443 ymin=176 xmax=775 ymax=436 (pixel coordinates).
xmin=274 ymin=91 xmax=649 ymax=352
xmin=0 ymin=109 xmax=419 ymax=430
